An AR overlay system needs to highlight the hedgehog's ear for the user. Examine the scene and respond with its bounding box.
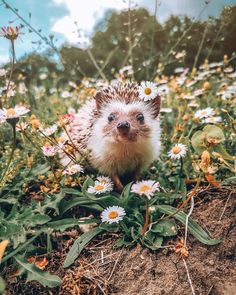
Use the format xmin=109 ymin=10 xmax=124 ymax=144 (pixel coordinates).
xmin=94 ymin=91 xmax=105 ymax=111
xmin=146 ymin=94 xmax=161 ymax=118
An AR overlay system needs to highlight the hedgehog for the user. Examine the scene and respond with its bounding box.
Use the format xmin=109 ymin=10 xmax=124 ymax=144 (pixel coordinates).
xmin=62 ymin=82 xmax=161 ymax=191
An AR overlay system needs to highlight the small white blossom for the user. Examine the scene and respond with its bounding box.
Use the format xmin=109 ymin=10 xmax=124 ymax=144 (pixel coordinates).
xmin=131 ymin=180 xmax=160 ymax=200
xmin=194 ymin=108 xmax=215 ymax=119
xmin=0 ymin=105 xmax=30 ymax=122
xmin=101 ymin=206 xmax=126 ymax=224
xmin=87 ymin=176 xmax=113 ymax=194
xmin=18 ymin=82 xmax=28 ymax=94
xmin=0 ymin=69 xmax=7 ymax=77
xmin=40 ymin=124 xmax=58 ymax=137
xmin=202 ymin=116 xmax=222 ymax=124
xmin=138 ymin=81 xmax=159 ymax=101
xmin=61 ymin=91 xmax=71 ymax=98
xmin=168 ymin=144 xmax=188 ymax=160
xmin=39 ymin=73 xmax=48 ymax=80
xmin=63 ymin=164 xmax=84 ymax=175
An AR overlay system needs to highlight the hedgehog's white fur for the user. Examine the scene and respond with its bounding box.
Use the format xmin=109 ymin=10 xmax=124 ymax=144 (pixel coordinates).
xmin=88 ymin=100 xmax=161 ymax=176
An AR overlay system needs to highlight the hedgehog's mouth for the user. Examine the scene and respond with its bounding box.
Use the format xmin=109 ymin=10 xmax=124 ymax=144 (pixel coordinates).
xmin=116 ymin=129 xmax=138 ymax=142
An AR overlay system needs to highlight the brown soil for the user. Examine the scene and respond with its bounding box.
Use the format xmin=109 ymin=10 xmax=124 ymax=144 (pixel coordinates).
xmin=4 ymin=185 xmax=236 ymax=295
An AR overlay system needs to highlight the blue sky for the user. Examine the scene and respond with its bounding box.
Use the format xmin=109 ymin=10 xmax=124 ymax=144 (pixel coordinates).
xmin=1 ymin=0 xmax=236 ymax=64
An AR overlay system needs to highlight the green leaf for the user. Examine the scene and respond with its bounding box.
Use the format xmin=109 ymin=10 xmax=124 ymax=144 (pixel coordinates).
xmin=0 ymin=223 xmax=26 ymax=249
xmin=14 ymin=255 xmax=62 ymax=288
xmin=157 ymin=205 xmax=222 ymax=245
xmin=191 ymin=130 xmax=205 ymax=154
xmin=0 ymin=276 xmax=5 ymax=293
xmin=222 ymin=176 xmax=236 ymax=186
xmin=203 ymin=125 xmax=225 ymax=141
xmin=95 ymin=195 xmax=120 ymax=207
xmin=47 ymin=218 xmax=98 ymax=231
xmin=99 ymin=222 xmax=119 ymax=232
xmin=119 ymin=182 xmax=133 ymax=206
xmin=41 ymin=192 xmax=65 ymax=214
xmin=61 ymin=188 xmax=84 ymax=197
xmin=142 ymin=235 xmax=163 ymax=250
xmin=82 ymin=177 xmax=96 ymax=199
xmin=31 ymin=163 xmax=50 ymax=176
xmin=151 ymin=219 xmax=177 ymax=236
xmin=214 ymin=145 xmax=233 ymax=161
xmin=63 ymin=227 xmax=103 ymax=268
xmin=59 ymin=197 xmax=103 ymax=214
xmin=29 ymin=214 xmax=51 ymax=226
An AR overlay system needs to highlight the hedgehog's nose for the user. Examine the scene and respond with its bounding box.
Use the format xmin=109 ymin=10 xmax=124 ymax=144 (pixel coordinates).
xmin=117 ymin=121 xmax=130 ymax=130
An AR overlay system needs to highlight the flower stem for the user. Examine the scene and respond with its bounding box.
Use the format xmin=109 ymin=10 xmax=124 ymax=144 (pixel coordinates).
xmin=3 ymin=40 xmax=15 ymax=107
xmin=0 ymin=123 xmax=16 ymax=186
xmin=142 ymin=199 xmax=149 ymax=236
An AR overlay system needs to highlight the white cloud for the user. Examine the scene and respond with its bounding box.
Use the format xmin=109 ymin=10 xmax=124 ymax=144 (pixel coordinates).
xmin=52 ymin=0 xmax=127 ymax=44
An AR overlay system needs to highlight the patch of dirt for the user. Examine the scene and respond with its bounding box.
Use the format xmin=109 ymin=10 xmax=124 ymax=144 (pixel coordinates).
xmin=4 ymin=185 xmax=236 ymax=295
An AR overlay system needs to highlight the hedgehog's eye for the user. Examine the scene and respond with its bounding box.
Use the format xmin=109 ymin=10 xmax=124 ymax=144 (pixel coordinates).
xmin=136 ymin=113 xmax=144 ymax=122
xmin=108 ymin=113 xmax=115 ymax=123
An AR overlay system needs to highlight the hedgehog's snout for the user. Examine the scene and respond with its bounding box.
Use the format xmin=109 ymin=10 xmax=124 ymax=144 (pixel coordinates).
xmin=117 ymin=120 xmax=130 ymax=131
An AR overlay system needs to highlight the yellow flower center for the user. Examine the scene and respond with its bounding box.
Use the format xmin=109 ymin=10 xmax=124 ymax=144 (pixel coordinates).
xmin=95 ymin=184 xmax=105 ymax=191
xmin=172 ymin=146 xmax=181 ymax=154
xmin=108 ymin=211 xmax=119 ymax=219
xmin=140 ymin=185 xmax=151 ymax=193
xmin=6 ymin=108 xmax=16 ymax=117
xmin=144 ymin=87 xmax=152 ymax=95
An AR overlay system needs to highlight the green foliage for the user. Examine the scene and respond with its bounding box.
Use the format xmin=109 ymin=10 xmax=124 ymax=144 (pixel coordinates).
xmin=14 ymin=255 xmax=62 ymax=288
xmin=63 ymin=227 xmax=104 ymax=268
xmin=191 ymin=124 xmax=225 ymax=154
xmin=0 ymin=276 xmax=5 ymax=294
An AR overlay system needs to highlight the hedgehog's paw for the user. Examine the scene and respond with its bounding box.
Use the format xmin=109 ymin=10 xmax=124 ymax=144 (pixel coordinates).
xmin=112 ymin=175 xmax=124 ymax=193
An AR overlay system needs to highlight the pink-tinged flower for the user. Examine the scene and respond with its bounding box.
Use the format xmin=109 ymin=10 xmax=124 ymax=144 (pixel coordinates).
xmin=131 ymin=180 xmax=160 ymax=200
xmin=0 ymin=26 xmax=21 ymax=40
xmin=59 ymin=113 xmax=75 ymax=126
xmin=41 ymin=144 xmax=57 ymax=157
xmin=62 ymin=164 xmax=84 ymax=175
xmin=16 ymin=122 xmax=28 ymax=132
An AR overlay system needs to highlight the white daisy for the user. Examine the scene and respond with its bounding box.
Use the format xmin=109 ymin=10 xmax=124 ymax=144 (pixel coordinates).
xmin=16 ymin=122 xmax=28 ymax=132
xmin=0 ymin=105 xmax=30 ymax=123
xmin=138 ymin=81 xmax=158 ymax=101
xmin=18 ymin=82 xmax=28 ymax=94
xmin=168 ymin=144 xmax=188 ymax=160
xmin=202 ymin=116 xmax=222 ymax=124
xmin=41 ymin=144 xmax=58 ymax=157
xmin=131 ymin=180 xmax=160 ymax=200
xmin=39 ymin=73 xmax=48 ymax=80
xmin=63 ymin=164 xmax=84 ymax=175
xmin=160 ymin=108 xmax=172 ymax=113
xmin=0 ymin=69 xmax=7 ymax=77
xmin=61 ymin=91 xmax=71 ymax=98
xmin=101 ymin=206 xmax=126 ymax=224
xmin=87 ymin=176 xmax=113 ymax=194
xmin=40 ymin=124 xmax=58 ymax=137
xmin=194 ymin=89 xmax=204 ymax=97
xmin=194 ymin=107 xmax=215 ymax=119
